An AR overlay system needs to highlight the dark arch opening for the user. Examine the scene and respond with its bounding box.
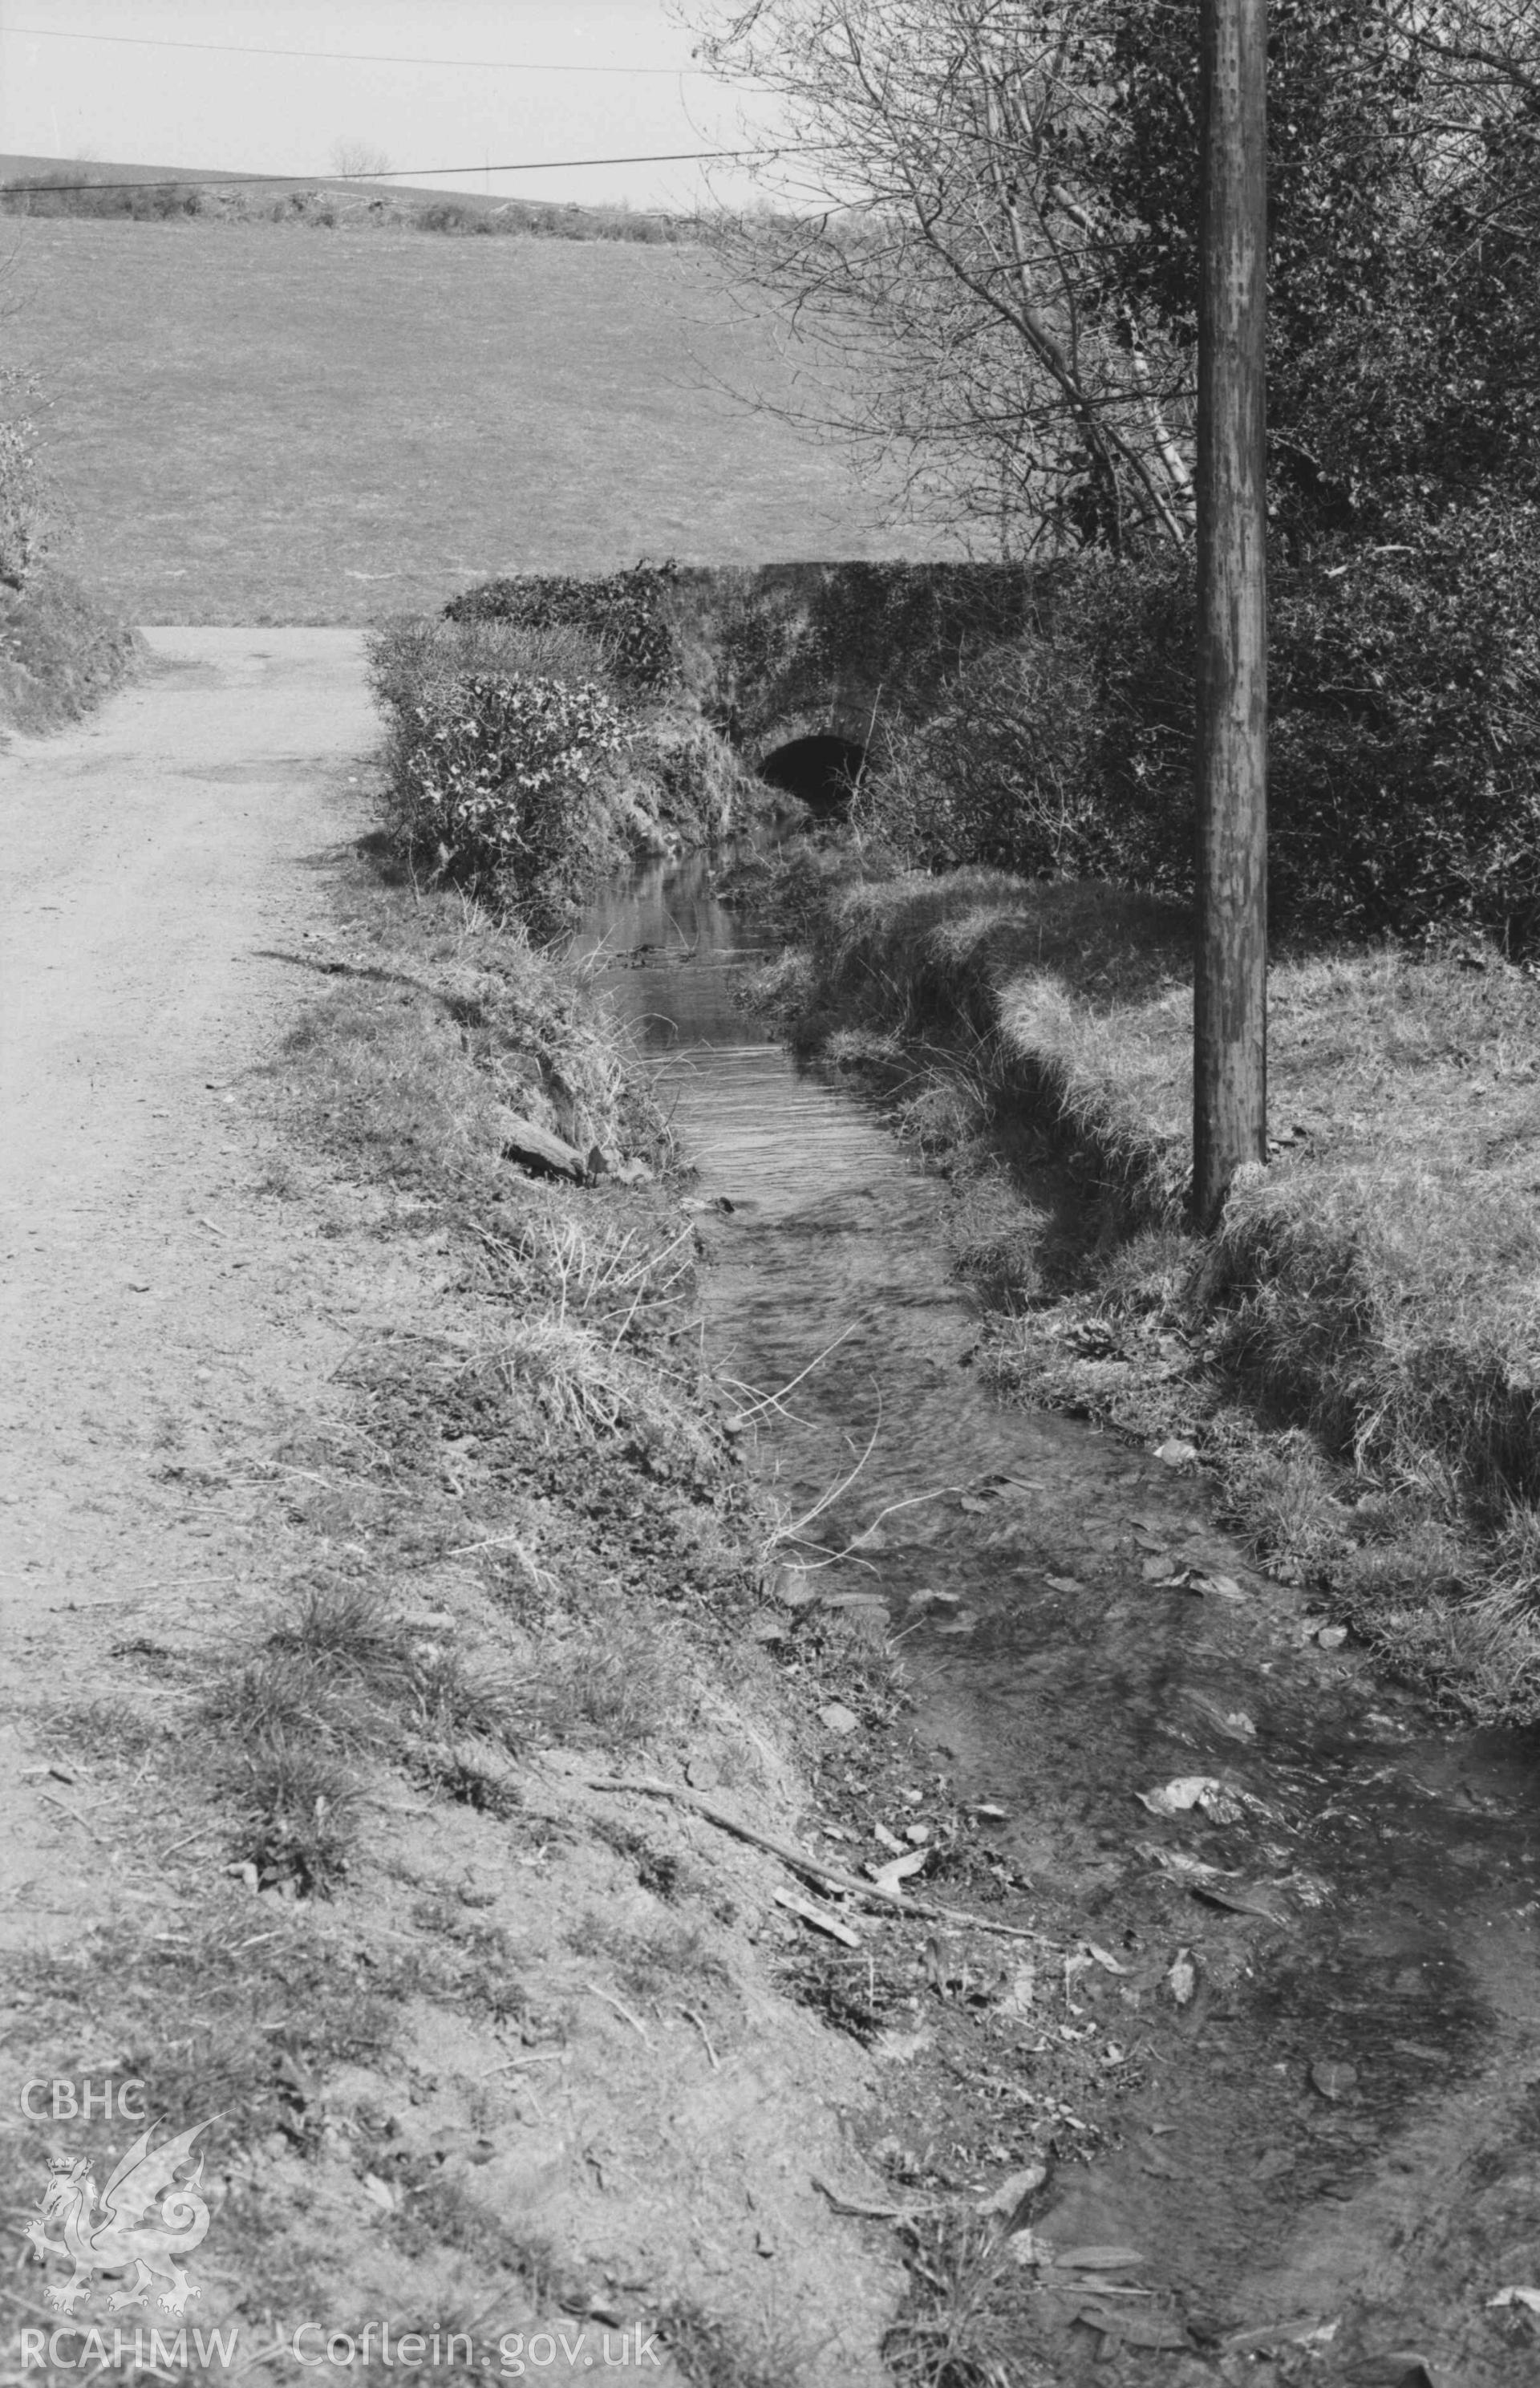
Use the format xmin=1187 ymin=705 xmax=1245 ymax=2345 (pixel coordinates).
xmin=757 ymin=733 xmax=867 ymax=818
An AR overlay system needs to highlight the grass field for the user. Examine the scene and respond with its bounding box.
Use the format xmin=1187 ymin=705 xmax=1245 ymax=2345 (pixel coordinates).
xmin=6 ymin=217 xmax=942 ymax=624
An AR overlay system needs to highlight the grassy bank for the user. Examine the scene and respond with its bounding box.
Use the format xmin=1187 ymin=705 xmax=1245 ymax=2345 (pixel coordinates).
xmin=752 ymin=853 xmax=1540 ymax=1724
xmin=0 ymin=562 xmax=141 ymax=733
xmin=5 ymin=863 xmax=915 ymax=2382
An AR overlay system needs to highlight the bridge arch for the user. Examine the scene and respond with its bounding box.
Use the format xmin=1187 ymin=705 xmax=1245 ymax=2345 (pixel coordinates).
xmin=756 ymin=732 xmax=868 ymax=817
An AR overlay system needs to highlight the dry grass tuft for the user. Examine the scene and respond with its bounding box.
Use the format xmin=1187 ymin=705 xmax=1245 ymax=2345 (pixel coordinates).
xmin=12 ymin=1902 xmax=415 ymax=2154
xmin=237 ymin=1737 xmax=359 ymax=1896
xmin=883 ymin=2213 xmax=1023 ymax=2388
xmin=528 ymin=1600 xmax=685 ymax=1749
xmin=270 ymin=1575 xmax=411 ymax=1675
xmin=650 ymin=2302 xmax=802 ymax=2388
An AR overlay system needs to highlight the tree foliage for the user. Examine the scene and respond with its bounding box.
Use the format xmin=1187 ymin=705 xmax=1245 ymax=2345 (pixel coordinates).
xmin=861 ymin=510 xmax=1540 ymax=947
xmin=379 ymin=668 xmax=626 ymax=918
xmin=693 ymin=0 xmax=1538 ymax=550
xmin=1094 ymin=0 xmax=1540 ymax=542
xmin=698 ymin=0 xmax=1540 ymax=943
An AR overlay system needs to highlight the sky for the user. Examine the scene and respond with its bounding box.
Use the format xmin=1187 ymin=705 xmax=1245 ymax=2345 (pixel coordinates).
xmin=0 ymin=0 xmax=786 ymax=210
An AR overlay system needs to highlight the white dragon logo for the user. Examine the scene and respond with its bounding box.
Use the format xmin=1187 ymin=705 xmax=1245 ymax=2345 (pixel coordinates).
xmin=25 ymin=2119 xmax=214 ymax=2317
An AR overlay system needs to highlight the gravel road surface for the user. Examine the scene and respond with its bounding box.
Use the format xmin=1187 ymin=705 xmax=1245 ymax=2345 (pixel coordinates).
xmin=0 ymin=630 xmax=374 ymax=1933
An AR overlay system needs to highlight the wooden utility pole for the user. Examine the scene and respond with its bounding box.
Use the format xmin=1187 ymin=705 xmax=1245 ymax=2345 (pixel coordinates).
xmin=1193 ymin=0 xmax=1268 ymax=1228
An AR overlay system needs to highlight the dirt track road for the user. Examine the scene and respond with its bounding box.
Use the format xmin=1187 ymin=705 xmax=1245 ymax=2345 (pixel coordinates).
xmin=0 ymin=630 xmax=373 ymax=1936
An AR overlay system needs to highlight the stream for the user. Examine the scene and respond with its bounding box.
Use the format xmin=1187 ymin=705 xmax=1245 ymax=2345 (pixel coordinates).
xmin=578 ymin=844 xmax=1540 ymax=2382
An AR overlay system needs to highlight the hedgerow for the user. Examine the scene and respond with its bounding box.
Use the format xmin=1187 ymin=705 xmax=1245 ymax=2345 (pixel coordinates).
xmin=445 ymin=564 xmax=683 ymax=695
xmin=858 ymin=500 xmax=1540 ymax=949
xmin=0 ymin=371 xmax=47 ymax=592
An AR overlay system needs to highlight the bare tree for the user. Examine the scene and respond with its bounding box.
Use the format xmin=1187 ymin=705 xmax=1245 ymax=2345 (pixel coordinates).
xmin=689 ymin=0 xmax=1196 ymax=553
xmin=330 ymin=142 xmax=395 ymax=183
xmin=1404 ymin=0 xmax=1540 ymax=103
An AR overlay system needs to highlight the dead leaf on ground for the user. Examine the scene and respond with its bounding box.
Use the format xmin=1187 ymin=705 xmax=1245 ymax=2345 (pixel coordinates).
xmin=1136 ymin=1774 xmax=1249 ymax=1822
xmin=1343 ymin=2355 xmax=1447 ymax=2387
xmin=1044 ymin=1574 xmax=1084 ymax=1593
xmin=869 ymin=1847 xmax=928 ymax=1898
xmin=1136 ymin=1776 xmax=1212 ymax=1814
xmin=996 ymin=1961 xmax=1036 ymax=2015
xmin=1165 ymin=1949 xmax=1198 ymax=2007
xmin=1309 ymin=2057 xmax=1359 ymax=2101
xmin=1222 ymin=2317 xmax=1339 ymax=2357
xmin=1192 ymin=1879 xmax=1290 ymax=1922
xmin=1487 ymin=2286 xmax=1540 ymax=2313
xmin=1075 ymin=2305 xmax=1190 ymax=2349
xmin=872 ymin=2026 xmax=933 ymax=2063
xmin=1251 ymin=2147 xmax=1295 ymax=2182
xmin=1185 ymin=1692 xmax=1257 ymax=1738
xmin=977 ymin=2163 xmax=1048 ymax=2217
xmin=1191 ymin=1571 xmax=1247 ymax=1600
xmin=1136 ymin=1841 xmax=1234 ymax=1887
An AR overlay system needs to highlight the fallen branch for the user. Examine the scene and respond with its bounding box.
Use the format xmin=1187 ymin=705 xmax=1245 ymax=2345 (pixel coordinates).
xmin=38 ymin=1790 xmax=110 ymax=1848
xmin=590 ymin=1776 xmax=1045 ymax=1944
xmin=679 ymin=2005 xmax=721 ymax=2071
xmin=776 ymin=1882 xmax=861 ymax=1946
xmin=586 ymin=1980 xmax=650 ymax=2041
xmin=811 ymin=2174 xmax=945 ymax=2222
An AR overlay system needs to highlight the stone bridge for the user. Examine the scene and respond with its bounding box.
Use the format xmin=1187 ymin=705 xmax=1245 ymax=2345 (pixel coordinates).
xmin=664 ymin=560 xmax=1040 ymax=803
xmin=446 ymin=557 xmax=1044 ymax=813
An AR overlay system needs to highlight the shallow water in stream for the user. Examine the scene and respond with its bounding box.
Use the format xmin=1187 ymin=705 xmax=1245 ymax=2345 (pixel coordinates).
xmin=577 ymin=846 xmax=1540 ymax=2381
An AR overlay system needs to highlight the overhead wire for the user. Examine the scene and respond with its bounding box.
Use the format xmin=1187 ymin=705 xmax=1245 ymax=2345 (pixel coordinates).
xmin=0 ymin=143 xmax=826 ymax=201
xmin=0 ymin=22 xmax=809 ymax=200
xmin=0 ymin=19 xmax=803 ymax=195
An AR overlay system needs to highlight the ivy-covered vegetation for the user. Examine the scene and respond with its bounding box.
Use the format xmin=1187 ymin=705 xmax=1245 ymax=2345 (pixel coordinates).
xmin=394 ymin=670 xmax=624 ymax=908
xmin=444 ymin=562 xmax=685 ymax=694
xmin=367 ymin=600 xmax=761 ymax=926
xmin=0 ymin=366 xmax=140 ymax=733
